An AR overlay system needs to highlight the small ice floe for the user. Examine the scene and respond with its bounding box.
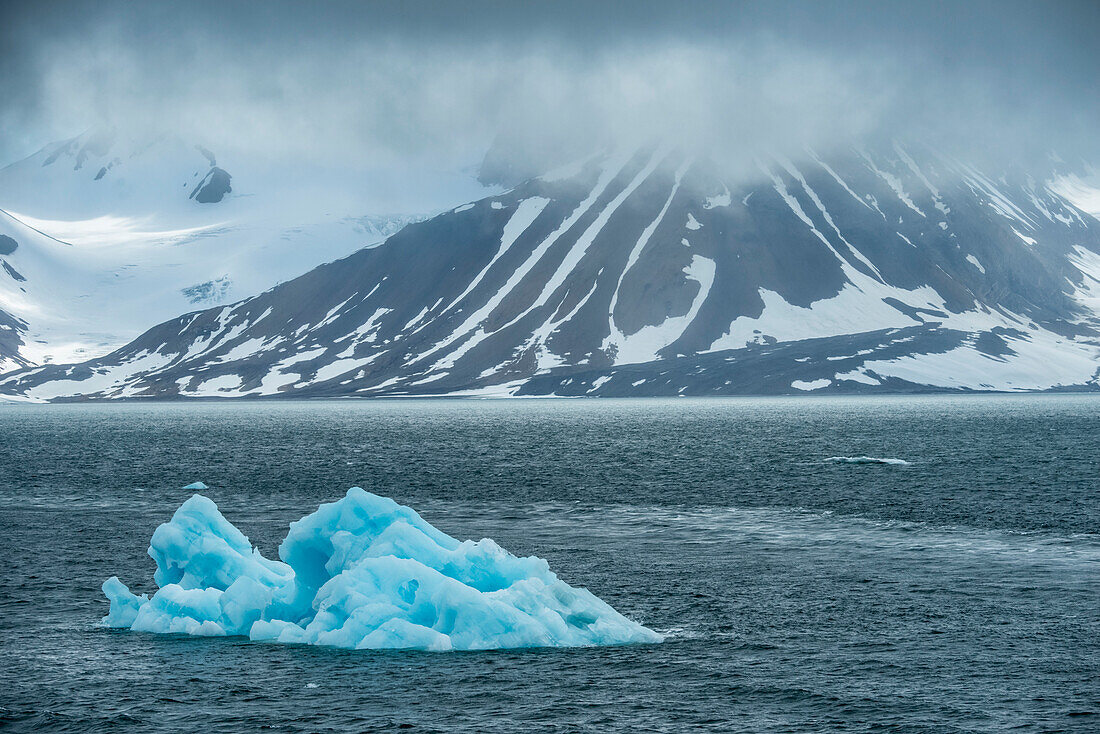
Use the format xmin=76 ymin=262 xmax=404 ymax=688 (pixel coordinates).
xmin=825 ymin=456 xmax=911 ymax=466
xmin=181 ymin=481 xmax=209 ymax=490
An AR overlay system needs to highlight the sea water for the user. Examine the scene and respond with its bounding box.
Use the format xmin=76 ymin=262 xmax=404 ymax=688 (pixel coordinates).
xmin=0 ymin=396 xmax=1097 ymax=732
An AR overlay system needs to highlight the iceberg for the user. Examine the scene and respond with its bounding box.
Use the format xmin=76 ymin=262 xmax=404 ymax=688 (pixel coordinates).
xmin=102 ymin=488 xmax=661 ymax=651
xmin=181 ymin=481 xmax=209 ymax=490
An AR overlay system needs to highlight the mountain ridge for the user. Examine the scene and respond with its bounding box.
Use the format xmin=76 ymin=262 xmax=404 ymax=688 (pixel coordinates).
xmin=2 ymin=141 xmax=1098 ymax=400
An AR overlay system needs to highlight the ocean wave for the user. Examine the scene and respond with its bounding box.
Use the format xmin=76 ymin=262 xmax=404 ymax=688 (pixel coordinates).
xmin=499 ymin=502 xmax=1100 ymax=566
xmin=824 ymin=456 xmax=911 ymax=466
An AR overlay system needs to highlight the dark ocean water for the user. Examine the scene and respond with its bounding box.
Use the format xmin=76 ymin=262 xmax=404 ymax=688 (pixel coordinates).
xmin=0 ymin=396 xmax=1097 ymax=732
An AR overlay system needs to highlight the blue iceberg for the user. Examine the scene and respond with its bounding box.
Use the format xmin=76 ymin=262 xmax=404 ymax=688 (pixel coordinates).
xmin=102 ymin=488 xmax=661 ymax=651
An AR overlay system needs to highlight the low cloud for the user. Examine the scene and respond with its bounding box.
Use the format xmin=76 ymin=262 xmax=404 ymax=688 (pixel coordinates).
xmin=1 ymin=1 xmax=1096 ymax=177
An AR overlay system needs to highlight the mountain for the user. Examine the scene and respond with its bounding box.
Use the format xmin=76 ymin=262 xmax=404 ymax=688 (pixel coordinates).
xmin=2 ymin=142 xmax=1099 ymax=400
xmin=0 ymin=130 xmax=480 ymax=370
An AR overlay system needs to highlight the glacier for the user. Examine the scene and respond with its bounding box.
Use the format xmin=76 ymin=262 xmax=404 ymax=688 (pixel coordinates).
xmin=101 ymin=487 xmax=661 ymax=651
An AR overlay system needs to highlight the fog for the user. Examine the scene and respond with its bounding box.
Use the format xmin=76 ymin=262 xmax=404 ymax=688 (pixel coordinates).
xmin=2 ymin=0 xmax=1097 ymax=177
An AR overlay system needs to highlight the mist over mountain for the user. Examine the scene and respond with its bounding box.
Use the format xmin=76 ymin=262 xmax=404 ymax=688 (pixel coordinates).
xmin=2 ymin=0 xmax=1097 ymax=176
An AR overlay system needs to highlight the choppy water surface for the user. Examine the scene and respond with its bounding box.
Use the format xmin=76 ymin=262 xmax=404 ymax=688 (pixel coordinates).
xmin=1 ymin=396 xmax=1097 ymax=732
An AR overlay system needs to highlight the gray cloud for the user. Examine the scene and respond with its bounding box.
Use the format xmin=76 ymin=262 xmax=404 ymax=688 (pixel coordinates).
xmin=1 ymin=0 xmax=1097 ymax=176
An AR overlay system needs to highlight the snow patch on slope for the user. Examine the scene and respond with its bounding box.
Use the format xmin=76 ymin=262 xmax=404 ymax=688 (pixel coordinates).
xmin=612 ymin=255 xmax=715 ymax=365
xmin=791 ymin=378 xmax=831 ymax=391
xmin=861 ymin=329 xmax=1099 ymax=391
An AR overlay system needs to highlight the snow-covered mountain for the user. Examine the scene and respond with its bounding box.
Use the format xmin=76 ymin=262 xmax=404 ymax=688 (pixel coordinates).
xmin=2 ymin=142 xmax=1099 ymax=400
xmin=0 ymin=130 xmax=484 ymax=370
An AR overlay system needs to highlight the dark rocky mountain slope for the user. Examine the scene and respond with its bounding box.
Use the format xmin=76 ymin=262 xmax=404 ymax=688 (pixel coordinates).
xmin=2 ymin=143 xmax=1098 ymax=400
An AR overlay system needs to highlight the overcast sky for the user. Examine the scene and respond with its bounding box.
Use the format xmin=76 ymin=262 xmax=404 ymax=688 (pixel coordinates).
xmin=1 ymin=0 xmax=1097 ymax=172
